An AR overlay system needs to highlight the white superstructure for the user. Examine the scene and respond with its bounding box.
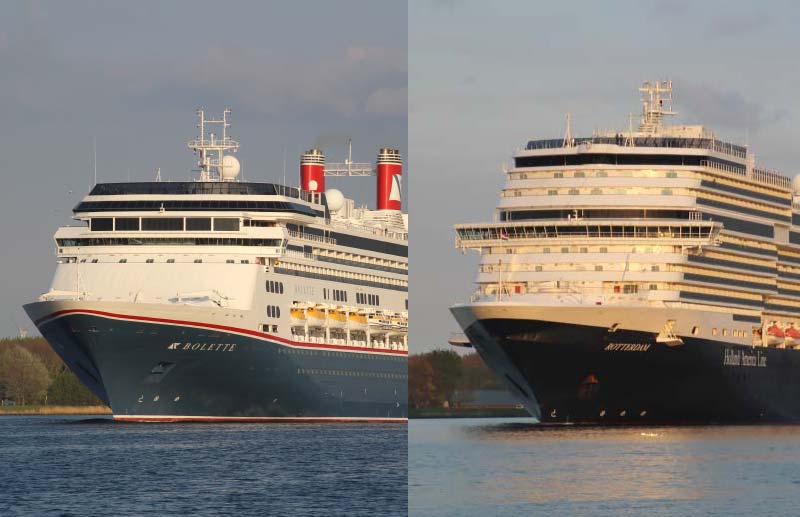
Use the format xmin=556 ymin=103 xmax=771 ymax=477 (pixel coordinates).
xmin=42 ymin=110 xmax=408 ymax=353
xmin=455 ymin=81 xmax=800 ymax=348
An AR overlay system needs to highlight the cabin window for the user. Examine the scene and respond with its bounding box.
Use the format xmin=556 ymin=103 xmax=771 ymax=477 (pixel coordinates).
xmin=553 ymin=172 xmax=563 ymax=178
xmin=166 ymin=259 xmax=175 ymax=263
xmin=145 ymin=258 xmax=154 ymax=263
xmin=193 ymin=259 xmax=202 ymax=263
xmin=712 ymin=328 xmax=718 ymax=336
xmin=692 ymin=326 xmax=700 ymax=335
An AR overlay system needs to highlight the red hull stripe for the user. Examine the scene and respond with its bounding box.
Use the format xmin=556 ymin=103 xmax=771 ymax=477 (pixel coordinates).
xmin=114 ymin=415 xmax=407 ymax=423
xmin=35 ymin=308 xmax=408 ymax=356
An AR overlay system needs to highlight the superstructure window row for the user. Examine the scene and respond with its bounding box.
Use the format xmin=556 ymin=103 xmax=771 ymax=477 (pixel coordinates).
xmin=57 ymin=237 xmax=283 ymax=247
xmin=76 ymin=200 xmax=321 ymax=218
xmin=524 ymin=137 xmax=747 ymax=159
xmin=457 ymin=224 xmax=714 ymax=241
xmin=514 ymin=153 xmax=746 ymax=175
xmin=90 ymin=217 xmax=240 ymax=232
xmin=275 ymin=265 xmax=407 ymax=292
xmin=502 ymin=208 xmax=695 ymax=221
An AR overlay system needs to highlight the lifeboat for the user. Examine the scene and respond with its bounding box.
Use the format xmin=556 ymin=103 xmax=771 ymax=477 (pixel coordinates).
xmin=766 ymin=323 xmax=785 ymax=347
xmin=328 ymin=309 xmax=347 ymax=328
xmin=785 ymin=324 xmax=800 ymax=349
xmin=369 ymin=312 xmax=392 ymax=328
xmin=390 ymin=315 xmax=408 ymax=330
xmin=348 ymin=311 xmax=368 ymax=329
xmin=306 ymin=306 xmax=327 ymax=327
xmin=290 ymin=308 xmax=306 ymax=322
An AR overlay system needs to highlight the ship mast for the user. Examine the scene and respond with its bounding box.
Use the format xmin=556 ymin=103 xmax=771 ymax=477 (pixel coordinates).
xmin=187 ymin=108 xmax=240 ymax=181
xmin=638 ymin=80 xmax=676 ymax=133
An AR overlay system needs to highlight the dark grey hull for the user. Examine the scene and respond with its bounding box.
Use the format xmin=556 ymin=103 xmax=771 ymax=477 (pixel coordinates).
xmin=26 ymin=306 xmax=407 ymax=421
xmin=462 ymin=317 xmax=800 ymax=424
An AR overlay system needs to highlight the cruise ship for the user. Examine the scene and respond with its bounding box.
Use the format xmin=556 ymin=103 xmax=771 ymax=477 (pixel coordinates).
xmin=451 ymin=81 xmax=800 ymax=423
xmin=24 ymin=109 xmax=408 ymax=422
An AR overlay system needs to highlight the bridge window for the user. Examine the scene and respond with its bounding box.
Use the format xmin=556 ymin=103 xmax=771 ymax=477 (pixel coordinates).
xmin=186 ymin=217 xmax=212 ymax=231
xmin=115 ymin=218 xmax=140 ymax=231
xmin=142 ymin=218 xmax=183 ymax=231
xmin=214 ymin=218 xmax=240 ymax=231
xmin=91 ymin=218 xmax=113 ymax=231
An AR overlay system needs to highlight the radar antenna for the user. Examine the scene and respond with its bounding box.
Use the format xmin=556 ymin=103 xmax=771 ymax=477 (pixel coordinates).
xmin=187 ymin=108 xmax=240 ymax=181
xmin=325 ymin=138 xmax=374 ymax=176
xmin=638 ymin=80 xmax=676 ymax=133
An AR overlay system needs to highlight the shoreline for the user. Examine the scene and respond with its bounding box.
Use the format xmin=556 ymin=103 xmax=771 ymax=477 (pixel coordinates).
xmin=0 ymin=405 xmax=112 ymax=416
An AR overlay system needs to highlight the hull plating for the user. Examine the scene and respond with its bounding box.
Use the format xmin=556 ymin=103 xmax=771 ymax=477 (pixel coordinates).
xmin=461 ymin=316 xmax=800 ymax=423
xmin=26 ymin=304 xmax=407 ymax=421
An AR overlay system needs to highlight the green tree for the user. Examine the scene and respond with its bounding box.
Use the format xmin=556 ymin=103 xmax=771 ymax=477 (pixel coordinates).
xmin=461 ymin=353 xmax=503 ymax=390
xmin=47 ymin=370 xmax=103 ymax=406
xmin=426 ymin=350 xmax=462 ymax=405
xmin=0 ymin=345 xmax=51 ymax=405
xmin=409 ymin=355 xmax=437 ymax=409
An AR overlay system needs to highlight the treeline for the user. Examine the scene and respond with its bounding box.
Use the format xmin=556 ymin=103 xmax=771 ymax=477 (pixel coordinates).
xmin=0 ymin=337 xmax=104 ymax=406
xmin=409 ymin=350 xmax=504 ymax=409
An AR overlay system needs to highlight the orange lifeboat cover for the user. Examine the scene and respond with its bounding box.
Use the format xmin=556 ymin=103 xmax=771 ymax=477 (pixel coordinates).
xmin=767 ymin=325 xmax=785 ymax=338
xmin=786 ymin=327 xmax=800 ymax=339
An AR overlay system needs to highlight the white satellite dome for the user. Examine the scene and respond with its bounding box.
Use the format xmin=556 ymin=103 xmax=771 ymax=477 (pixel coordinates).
xmin=325 ymin=188 xmax=345 ymax=212
xmin=221 ymin=154 xmax=241 ymax=180
xmin=792 ymin=175 xmax=800 ymax=195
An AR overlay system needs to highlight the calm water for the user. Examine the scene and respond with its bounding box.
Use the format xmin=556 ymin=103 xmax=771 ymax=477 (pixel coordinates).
xmin=0 ymin=416 xmax=406 ymax=516
xmin=410 ymin=418 xmax=800 ymax=516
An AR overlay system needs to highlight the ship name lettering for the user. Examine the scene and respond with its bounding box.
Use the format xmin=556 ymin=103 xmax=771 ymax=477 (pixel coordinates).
xmin=604 ymin=343 xmax=651 ymax=352
xmin=173 ymin=342 xmax=237 ymax=352
xmin=723 ymin=348 xmax=766 ymax=368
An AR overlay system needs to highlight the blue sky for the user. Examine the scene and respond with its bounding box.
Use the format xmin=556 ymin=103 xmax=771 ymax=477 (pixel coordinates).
xmin=409 ymin=0 xmax=800 ymax=352
xmin=0 ymin=1 xmax=406 ymax=337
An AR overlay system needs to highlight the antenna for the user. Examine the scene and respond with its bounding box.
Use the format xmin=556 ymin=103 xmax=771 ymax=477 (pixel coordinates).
xmin=562 ymin=113 xmax=573 ymax=148
xmin=93 ymin=137 xmax=97 ymax=186
xmin=282 ymin=145 xmax=287 ymax=187
xmin=155 ymin=168 xmax=162 ymax=182
xmin=324 ymin=139 xmax=373 ymax=176
xmin=625 ymin=113 xmax=635 ymax=147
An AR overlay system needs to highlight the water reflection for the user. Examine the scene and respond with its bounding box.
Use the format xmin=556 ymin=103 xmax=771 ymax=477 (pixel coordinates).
xmin=410 ymin=419 xmax=800 ymax=516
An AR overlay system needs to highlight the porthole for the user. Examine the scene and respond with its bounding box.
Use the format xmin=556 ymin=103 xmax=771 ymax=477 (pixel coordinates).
xmin=691 ymin=326 xmax=699 ymax=336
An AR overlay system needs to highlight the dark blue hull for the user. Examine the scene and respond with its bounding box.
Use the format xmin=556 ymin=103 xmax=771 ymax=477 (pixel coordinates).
xmin=462 ymin=317 xmax=800 ymax=424
xmin=28 ymin=307 xmax=407 ymax=421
